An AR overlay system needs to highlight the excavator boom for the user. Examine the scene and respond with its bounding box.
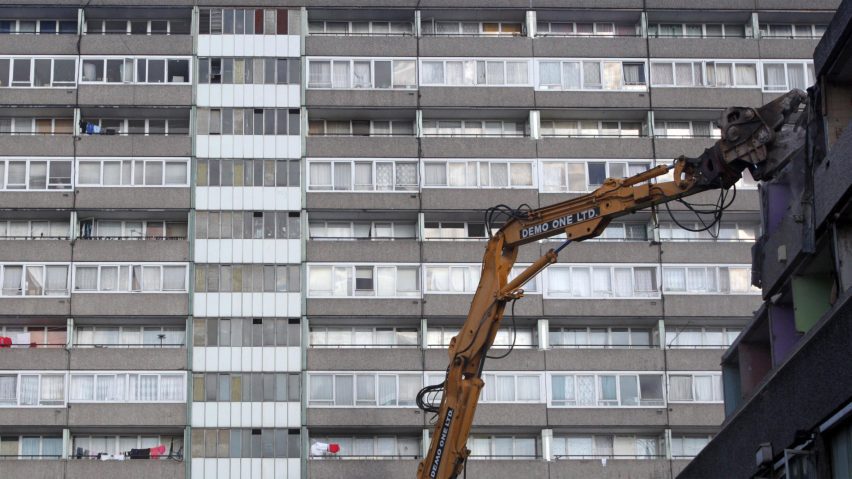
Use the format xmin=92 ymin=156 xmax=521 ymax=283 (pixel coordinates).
xmin=416 ymin=90 xmax=808 ymax=479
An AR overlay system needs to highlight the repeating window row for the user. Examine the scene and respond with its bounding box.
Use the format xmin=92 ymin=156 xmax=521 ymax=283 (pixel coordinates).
xmin=192 ymin=317 xmax=301 ymax=348
xmin=308 ymin=265 xmax=419 ymax=298
xmin=539 ymin=119 xmax=644 ymax=138
xmin=84 ymin=19 xmax=190 ymax=35
xmin=541 ymin=160 xmax=650 ymax=192
xmin=0 ymin=159 xmax=72 ymax=190
xmin=425 ymin=265 xmax=539 ymax=293
xmin=0 ymin=220 xmax=69 ymax=240
xmin=309 ymin=436 xmax=420 ymax=458
xmin=553 ymin=435 xmax=659 ymax=459
xmin=72 ymin=434 xmax=184 ymax=459
xmin=310 ymin=326 xmax=419 ymax=348
xmin=537 ymin=21 xmax=639 ymax=37
xmin=421 ymin=120 xmax=526 ymax=137
xmin=307 ymin=58 xmax=416 ymax=89
xmin=80 ymin=117 xmax=189 ymax=136
xmin=426 ymin=326 xmax=536 ymax=348
xmin=308 ymin=373 xmax=422 ymax=407
xmin=308 ymin=20 xmax=412 ymax=36
xmin=308 ymin=159 xmax=418 ymax=192
xmin=648 ymin=23 xmax=749 ymax=39
xmin=308 ymin=119 xmax=414 ymax=137
xmin=198 ymin=57 xmax=299 ymax=85
xmin=0 ymin=264 xmax=69 ymax=297
xmin=81 ymin=57 xmax=190 ymax=84
xmin=0 ymin=19 xmax=76 ymax=34
xmin=309 ymin=221 xmax=417 ymax=240
xmin=0 ymin=326 xmax=66 ymax=348
xmin=69 ymin=372 xmax=185 ymax=402
xmin=199 ymin=8 xmax=289 ymax=35
xmin=197 ymin=108 xmax=300 ymax=136
xmin=0 ymin=57 xmax=76 ymax=87
xmin=537 ymin=59 xmax=646 ymax=91
xmin=76 ymin=325 xmax=185 ymax=348
xmin=76 ymin=158 xmax=189 ymax=187
xmin=192 ymin=372 xmax=300 ymax=402
xmin=422 ymin=20 xmax=524 ymax=36
xmin=194 ymin=264 xmax=300 ymax=293
xmin=0 ymin=117 xmax=73 ymax=135
xmin=79 ymin=219 xmax=188 ymax=240
xmin=190 ymin=428 xmax=300 ymax=459
xmin=73 ymin=263 xmax=188 ymax=293
xmin=421 ymin=59 xmax=530 ymax=86
xmin=195 ymin=211 xmax=300 ymax=240
xmin=197 ymin=159 xmax=300 ymax=188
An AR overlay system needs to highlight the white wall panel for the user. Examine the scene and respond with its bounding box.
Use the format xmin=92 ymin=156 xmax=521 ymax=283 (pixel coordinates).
xmin=191 ymin=458 xmax=204 ymax=479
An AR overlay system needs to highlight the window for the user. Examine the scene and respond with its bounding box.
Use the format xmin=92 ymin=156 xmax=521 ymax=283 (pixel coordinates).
xmin=475 ymin=374 xmax=541 ymax=403
xmin=310 ymin=326 xmax=418 ymax=348
xmin=192 ymin=373 xmax=300 ymax=402
xmin=420 ymin=20 xmax=523 ymax=36
xmin=467 ymin=436 xmax=537 ymax=460
xmin=197 ymin=108 xmax=299 ymax=136
xmin=662 ymin=265 xmax=757 ymax=294
xmin=307 ymin=159 xmax=418 ymax=191
xmin=550 ymin=327 xmax=652 ymax=348
xmin=80 ymin=117 xmax=189 ymax=136
xmin=537 ymin=60 xmax=646 ymax=91
xmin=423 ymin=221 xmax=487 ymax=240
xmin=1 ymin=435 xmax=63 ymax=459
xmin=553 ymin=435 xmax=660 ymax=459
xmin=68 ymin=372 xmax=185 ymax=403
xmin=197 ymin=159 xmax=299 ymax=188
xmin=0 ymin=325 xmax=66 ymax=348
xmin=194 ymin=264 xmax=300 ymax=293
xmin=427 ymin=326 xmax=535 ymax=349
xmin=84 ymin=18 xmax=190 ymax=35
xmin=308 ymin=373 xmax=422 ymax=407
xmin=191 ymin=428 xmax=300 ymax=460
xmin=550 ymin=373 xmax=664 ymax=407
xmin=762 ymin=61 xmax=814 ymax=92
xmin=760 ymin=23 xmax=826 ymax=39
xmin=665 ymin=327 xmax=741 ymax=348
xmin=79 ymin=219 xmax=187 ymax=240
xmin=75 ymin=158 xmax=188 ymax=186
xmin=309 ymin=435 xmax=420 ymax=459
xmin=308 ymin=119 xmax=414 ymax=137
xmin=653 ymin=120 xmax=720 ymax=138
xmin=648 ymin=23 xmax=749 ymax=38
xmin=671 ymin=436 xmax=712 ymax=458
xmin=198 ymin=57 xmax=299 ymax=85
xmin=0 ymin=220 xmax=69 ymax=239
xmin=199 ymin=8 xmax=289 ymax=35
xmin=537 ymin=21 xmax=638 ymax=37
xmin=420 ymin=119 xmax=526 ymax=137
xmin=540 ymin=160 xmax=649 ymax=193
xmin=309 ymin=220 xmax=415 ymax=240
xmin=423 ymin=265 xmax=538 ymax=294
xmin=80 ymin=57 xmax=190 ymax=84
xmin=651 ymin=60 xmax=758 ymax=88
xmin=0 ymin=117 xmax=74 ymax=135
xmin=0 ymin=373 xmax=65 ymax=407
xmin=72 ymin=434 xmax=183 ymax=459
xmin=0 ymin=19 xmax=77 ymax=35
xmin=196 ymin=211 xmax=299 ymax=240
xmin=308 ymin=20 xmax=413 ymax=36
xmin=658 ymin=221 xmax=759 ymax=241
xmin=307 ymin=58 xmax=416 ymax=89
xmin=667 ymin=373 xmax=723 ymax=402
xmin=419 ymin=59 xmax=529 ymax=86
xmin=0 ymin=264 xmax=68 ymax=297
xmin=75 ymin=325 xmax=185 ymax=348
xmin=539 ymin=120 xmax=645 ymax=138
xmin=0 ymin=57 xmax=76 ymax=88
xmin=0 ymin=158 xmax=72 ymax=190
xmin=546 ymin=265 xmax=658 ymax=298
xmin=308 ymin=264 xmax=418 ymax=298
xmin=423 ymin=160 xmax=534 ymax=188
xmin=72 ymin=263 xmax=187 ymax=293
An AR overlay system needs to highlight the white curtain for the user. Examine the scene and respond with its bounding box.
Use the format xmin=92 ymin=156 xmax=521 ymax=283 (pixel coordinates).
xmin=0 ymin=376 xmax=16 ymax=404
xmin=715 ymin=63 xmax=733 ymax=86
xmin=613 ymin=268 xmax=633 ymax=297
xmin=376 ymin=266 xmax=395 ymax=296
xmin=652 ymin=63 xmax=674 ymax=85
xmin=421 ymin=61 xmax=444 ymax=84
xmin=619 ymin=375 xmax=639 ymax=406
xmin=96 ymin=375 xmax=119 ymax=401
xmin=539 ymin=62 xmax=560 ymax=87
xmin=398 ymin=375 xmax=420 ymax=405
xmin=42 ymin=437 xmax=62 ymax=457
xmin=636 ymin=437 xmax=658 ymax=457
xmin=25 ymin=266 xmax=44 ymax=295
xmin=375 ymin=163 xmax=393 ymax=191
xmin=548 ymin=268 xmax=571 ymax=293
xmin=735 ymin=64 xmax=757 ymax=85
xmin=516 ymin=376 xmax=540 ymax=401
xmin=3 ymin=265 xmax=23 ymax=295
xmin=309 ymin=61 xmax=331 ymax=87
xmin=633 ymin=268 xmax=655 ymax=295
xmin=445 ymin=61 xmax=463 ymax=85
xmin=592 ymin=268 xmax=612 ymax=296
xmin=396 ymin=268 xmax=417 ymax=294
xmin=424 ymin=163 xmax=447 ymax=186
xmin=332 ymin=162 xmax=351 ymax=190
xmin=309 ymin=162 xmax=332 ymax=189
xmin=40 ymin=375 xmax=63 ymax=403
xmin=576 ymin=376 xmax=596 ymax=405
xmin=393 ymin=60 xmax=416 ymax=87
xmin=135 ymin=375 xmax=159 ymax=401
xmin=506 ymin=61 xmax=527 ymax=84
xmin=395 ymin=163 xmax=417 ymax=190
xmin=71 ymin=375 xmax=94 ymax=400
xmin=427 ymin=267 xmax=449 ymax=292
xmin=355 ymin=375 xmax=376 ymax=404
xmin=571 ymin=267 xmax=591 ymax=297
xmin=675 ymin=63 xmax=693 ymax=86
xmin=694 ymin=375 xmax=714 ymax=401
xmin=353 ymin=163 xmax=372 ymax=190
xmin=566 ymin=437 xmax=593 ymax=457
xmin=162 ymin=266 xmax=186 ymax=291
xmin=562 ymin=62 xmax=581 ymax=89
xmin=352 ymin=61 xmax=371 ymax=88
xmin=509 ymin=163 xmax=532 ymax=186
xmin=160 ymin=374 xmax=184 ymax=401
xmin=377 ymin=375 xmax=396 ymax=405
xmin=332 ymin=61 xmax=350 ymax=88
xmin=623 ymin=63 xmax=643 ymax=84
xmin=309 ymin=375 xmax=332 ymax=402
xmin=763 ymin=63 xmax=785 ymax=89
xmin=21 ymin=437 xmax=40 ymax=457
xmin=669 ymin=375 xmax=693 ymax=401
xmin=142 ymin=266 xmax=161 ymax=291
xmin=663 ymin=268 xmax=686 ymax=291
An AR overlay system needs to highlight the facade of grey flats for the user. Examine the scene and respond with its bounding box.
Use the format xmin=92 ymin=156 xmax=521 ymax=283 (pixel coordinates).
xmin=0 ymin=1 xmax=838 ymax=478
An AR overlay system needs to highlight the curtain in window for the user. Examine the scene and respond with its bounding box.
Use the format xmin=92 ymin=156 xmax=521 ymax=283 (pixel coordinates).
xmin=309 ymin=375 xmax=332 ymax=402
xmin=398 ymin=375 xmax=420 ymax=405
xmin=692 ymin=121 xmax=711 ymax=137
xmin=493 ymin=376 xmax=514 ymax=401
xmin=571 ymin=267 xmax=591 ymax=297
xmin=355 ymin=375 xmax=376 ymax=404
xmin=471 ymin=437 xmax=491 ymax=458
xmin=424 ymin=163 xmax=447 ymax=186
xmin=21 ymin=437 xmax=40 ymax=457
xmin=598 ymin=376 xmax=617 ymax=403
xmin=669 ymin=375 xmax=693 ymax=400
xmin=442 ymin=61 xmax=462 ymax=85
xmin=40 ymin=375 xmax=63 ymax=404
xmin=623 ymin=63 xmax=643 ymax=84
xmin=130 ymin=265 xmax=143 ymax=291
xmin=663 ymin=268 xmax=686 ymax=292
xmin=160 ymin=375 xmax=184 ymax=401
xmin=561 ymin=62 xmax=581 ymax=89
xmin=96 ymin=375 xmax=118 ymax=401
xmin=492 ymin=437 xmax=513 ymax=458
xmin=517 ymin=376 xmax=540 ymax=401
xmin=71 ymin=375 xmax=94 ymax=400
xmin=422 ymin=62 xmax=444 ymax=84
xmin=25 ymin=266 xmax=44 ymax=296
xmin=592 ymin=268 xmax=612 ymax=296
xmin=2 ymin=265 xmax=23 ymax=295
xmin=619 ymin=376 xmax=639 ymax=406
xmin=42 ymin=437 xmax=62 ymax=458
xmin=377 ymin=375 xmax=396 ymax=406
xmin=582 ymin=62 xmax=601 ymax=88
xmin=332 ymin=162 xmax=351 ymax=190
xmin=353 ymin=163 xmax=372 ymax=190
xmin=612 ymin=268 xmax=633 ymax=297
xmin=576 ymin=376 xmax=595 ymax=405
xmin=552 ymin=375 xmax=574 ymax=404
xmin=635 ymin=437 xmax=658 ymax=457
xmin=162 ymin=266 xmax=186 ymax=291
xmin=675 ymin=63 xmax=693 ymax=86
xmin=651 ymin=63 xmax=674 ymax=85
xmin=694 ymin=375 xmax=714 ymax=401
xmin=548 ymin=268 xmax=571 ymax=293
xmin=713 ymin=63 xmax=733 ymax=86
xmin=509 ymin=163 xmax=532 ymax=186
xmin=566 ymin=437 xmax=593 ymax=457
xmin=331 ymin=61 xmax=350 ymax=88
xmin=539 ymin=62 xmax=560 ymax=87
xmin=603 ymin=62 xmax=622 ymax=89
xmin=506 ymin=61 xmax=527 ymax=84
xmin=395 ymin=163 xmax=417 ymax=190
xmin=633 ymin=268 xmax=655 ymax=294
xmin=352 ymin=61 xmax=371 ymax=88
xmin=0 ymin=376 xmax=16 ymax=404
xmin=427 ymin=267 xmax=448 ymax=292
xmin=735 ymin=64 xmax=757 ymax=85
xmin=374 ymin=163 xmax=393 ymax=191
xmin=73 ymin=266 xmax=97 ymax=292
xmin=309 ymin=162 xmax=332 ymax=189
xmin=787 ymin=63 xmax=807 ymax=90
xmin=141 ymin=266 xmax=161 ymax=291
xmin=135 ymin=375 xmax=159 ymax=401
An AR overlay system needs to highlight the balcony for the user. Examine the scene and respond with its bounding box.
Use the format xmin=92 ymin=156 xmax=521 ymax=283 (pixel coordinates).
xmin=70 ymin=293 xmax=188 ymax=317
xmin=306 ymin=239 xmax=419 ymax=263
xmin=68 ymin=403 xmax=186 ymax=428
xmin=306 ymin=35 xmax=416 ymax=57
xmin=306 ymin=136 xmax=418 ymax=158
xmin=306 ymin=297 xmax=422 ymax=316
xmin=73 ymin=239 xmax=189 ymax=262
xmin=70 ymin=347 xmax=187 ymax=371
xmin=80 ymin=34 xmax=192 ymax=55
xmin=307 ymin=347 xmax=421 ymax=371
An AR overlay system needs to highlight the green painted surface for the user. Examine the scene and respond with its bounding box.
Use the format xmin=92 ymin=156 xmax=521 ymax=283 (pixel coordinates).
xmin=792 ymin=274 xmax=834 ymax=333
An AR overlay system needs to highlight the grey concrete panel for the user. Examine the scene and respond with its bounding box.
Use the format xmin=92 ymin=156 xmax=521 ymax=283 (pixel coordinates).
xmin=65 ymin=460 xmax=185 ymax=479
xmin=0 ymin=408 xmax=67 ymax=427
xmin=532 ymin=0 xmax=643 ymax=6
xmin=666 ymin=348 xmax=725 ymax=371
xmin=0 ymin=35 xmax=78 ymax=55
xmin=305 ymin=137 xmax=419 ymax=158
xmin=68 ymin=403 xmax=186 ymax=427
xmin=306 ymin=36 xmax=417 ymax=57
xmin=425 ymin=348 xmax=545 ymax=371
xmin=651 ymin=88 xmax=764 ymax=109
xmin=422 ymin=241 xmax=540 ymax=264
xmin=419 ymin=37 xmax=533 ymax=58
xmin=0 ymin=298 xmax=70 ymax=316
xmin=473 ymin=404 xmax=547 ymax=427
xmin=814 ymin=124 xmax=852 ymax=228
xmin=307 ymin=348 xmax=421 ymax=370
xmin=420 ymin=138 xmax=537 ymax=159
xmin=653 ymin=138 xmax=717 ymax=161
xmin=0 ymin=240 xmax=71 ymax=262
xmin=551 ymin=241 xmax=661 ymax=264
xmin=0 ymin=89 xmax=78 ymax=107
xmin=0 ymin=460 xmax=66 ymax=479
xmin=667 ymin=403 xmax=724 ymax=427
xmin=74 ymin=187 xmax=190 ymax=210
xmin=755 ymin=0 xmax=840 ymax=9
xmin=307 ymin=298 xmax=422 ymax=316
xmin=306 ymin=407 xmax=424 ymax=427
xmin=306 ymin=192 xmax=421 ymax=210
xmin=421 ymin=189 xmax=539 ymax=210
xmin=543 ymin=298 xmax=664 ymax=318
xmin=0 ymin=135 xmax=75 ymax=157
xmin=547 ymin=407 xmax=668 ymax=427
xmin=73 ymin=240 xmax=190 ymax=262
xmin=308 ymin=459 xmax=420 ymax=479
xmin=306 ymin=90 xmax=418 ymax=108
xmin=75 ymin=136 xmax=192 ymax=157
xmin=463 ymin=460 xmax=549 ymax=478
xmin=1 ymin=348 xmax=68 ymax=370
xmin=535 ymin=91 xmax=650 ymax=109
xmin=662 ymin=295 xmax=761 ymax=317
xmin=646 ymin=0 xmax=751 ymax=8
xmin=545 ymin=348 xmax=665 ymax=371
xmin=0 ymin=191 xmax=74 ymax=209
xmin=423 ymin=294 xmax=543 ymax=317
xmin=77 ymin=85 xmax=192 ymax=107
xmin=671 ymin=459 xmax=692 ymax=477
xmin=663 ymin=188 xmax=759 ymax=212
xmin=70 ymin=293 xmax=188 ymax=317
xmin=70 ymin=348 xmax=187 ymax=371
xmin=660 ymin=241 xmax=753 ymax=264
xmin=757 ymin=39 xmax=820 ymax=59
xmin=536 ymin=138 xmax=654 ymax=159
xmin=81 ymin=35 xmax=193 ymax=55
xmin=419 ymin=87 xmax=535 ymax=109
xmin=550 ymin=459 xmax=675 ymax=478
xmin=535 ymin=37 xmax=647 ymax=59
xmin=306 ymin=239 xmax=420 ymax=263
xmin=649 ymin=38 xmax=760 ymax=59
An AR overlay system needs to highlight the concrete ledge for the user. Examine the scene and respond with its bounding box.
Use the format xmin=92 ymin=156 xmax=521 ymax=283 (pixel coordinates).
xmin=70 ymin=293 xmax=188 ymax=317
xmin=0 ymin=89 xmax=77 ymax=107
xmin=70 ymin=348 xmax=187 ymax=371
xmin=77 ymin=85 xmax=192 ymax=107
xmin=421 ymin=189 xmax=539 ymax=210
xmin=758 ymin=38 xmax=820 ymax=59
xmin=81 ymin=35 xmax=193 ymax=55
xmin=536 ymin=137 xmax=653 ymax=159
xmin=426 ymin=348 xmax=545 ymax=371
xmin=552 ymin=241 xmax=661 ymax=264
xmin=545 ymin=348 xmax=665 ymax=371
xmin=306 ymin=192 xmax=421 ymax=210
xmin=306 ymin=240 xmax=420 ymax=263
xmin=754 ymin=0 xmax=840 ymax=10
xmin=68 ymin=403 xmax=186 ymax=427
xmin=660 ymin=241 xmax=753 ymax=264
xmin=419 ymin=36 xmax=533 ymax=57
xmin=0 ymin=135 xmax=74 ymax=156
xmin=74 ymin=187 xmax=190 ymax=210
xmin=420 ymin=87 xmax=534 ymax=109
xmin=534 ymin=37 xmax=646 ymax=58
xmin=0 ymin=460 xmax=66 ymax=479
xmin=420 ymin=137 xmax=537 ymax=158
xmin=654 ymin=138 xmax=717 ymax=161
xmin=0 ymin=348 xmax=68 ymax=370
xmin=463 ymin=460 xmax=548 ymax=478
xmin=0 ymin=297 xmax=70 ymax=316
xmin=0 ymin=240 xmax=71 ymax=262
xmin=666 ymin=348 xmax=725 ymax=371
xmin=306 ymin=35 xmax=417 ymax=57
xmin=308 ymin=459 xmax=419 ymax=479
xmin=0 ymin=407 xmax=67 ymax=427
xmin=307 ymin=298 xmax=422 ymax=316
xmin=649 ymin=38 xmax=759 ymax=59
xmin=423 ymin=241 xmax=542 ymax=263
xmin=306 ymin=136 xmax=418 ymax=158
xmin=307 ymin=407 xmax=424 ymax=427
xmin=308 ymin=348 xmax=421 ymax=371
xmin=667 ymin=403 xmax=724 ymax=427
xmin=535 ymin=91 xmax=650 ymax=109
xmin=65 ymin=460 xmax=184 ymax=479
xmin=543 ymin=298 xmax=663 ymax=318
xmin=0 ymin=191 xmax=74 ymax=209
xmin=474 ymin=404 xmax=547 ymax=427
xmin=75 ymin=135 xmax=191 ymax=157
xmin=663 ymin=295 xmax=760 ymax=317
xmin=547 ymin=407 xmax=668 ymax=427
xmin=306 ymin=90 xmax=418 ymax=108
xmin=651 ymin=88 xmax=764 ymax=109
xmin=550 ymin=459 xmax=675 ymax=478
xmin=0 ymin=35 xmax=78 ymax=55
xmin=73 ymin=240 xmax=190 ymax=262
xmin=423 ymin=294 xmax=543 ymax=317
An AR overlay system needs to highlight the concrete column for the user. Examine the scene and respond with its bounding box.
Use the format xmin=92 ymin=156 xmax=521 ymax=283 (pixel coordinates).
xmin=421 ymin=428 xmax=430 ymax=458
xmin=640 ymin=12 xmax=648 ymax=38
xmin=751 ymin=13 xmax=760 ymax=39
xmin=62 ymin=428 xmax=70 ymax=459
xmin=541 ymin=428 xmax=553 ymax=461
xmin=526 ymin=11 xmax=536 ymax=38
xmin=66 ymin=317 xmax=74 ymax=348
xmin=657 ymin=319 xmax=665 ymax=349
xmin=77 ymin=8 xmax=84 ymax=35
xmin=414 ymin=11 xmax=422 ymax=37
xmin=664 ymin=428 xmax=673 ymax=459
xmin=647 ymin=110 xmax=655 ymax=138
xmin=416 ymin=110 xmax=423 ymax=138
xmin=529 ymin=110 xmax=540 ymax=140
xmin=420 ymin=317 xmax=429 ymax=349
xmin=537 ymin=318 xmax=549 ymax=350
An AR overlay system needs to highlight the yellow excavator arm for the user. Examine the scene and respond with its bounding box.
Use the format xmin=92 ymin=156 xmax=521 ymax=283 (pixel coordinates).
xmin=416 ymin=90 xmax=808 ymax=479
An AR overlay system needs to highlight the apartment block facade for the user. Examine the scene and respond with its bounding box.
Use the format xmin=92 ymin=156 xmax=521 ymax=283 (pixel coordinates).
xmin=0 ymin=1 xmax=837 ymax=478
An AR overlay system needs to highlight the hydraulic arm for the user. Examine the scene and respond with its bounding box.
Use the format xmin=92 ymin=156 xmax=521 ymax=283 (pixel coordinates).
xmin=415 ymin=90 xmax=808 ymax=479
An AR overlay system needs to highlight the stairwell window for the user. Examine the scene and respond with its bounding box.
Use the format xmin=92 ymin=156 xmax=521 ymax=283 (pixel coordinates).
xmin=420 ymin=59 xmax=530 ymax=86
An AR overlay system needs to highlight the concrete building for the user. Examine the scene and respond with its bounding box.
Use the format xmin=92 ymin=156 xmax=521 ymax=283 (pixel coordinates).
xmin=679 ymin=1 xmax=852 ymax=477
xmin=0 ymin=1 xmax=837 ymax=478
